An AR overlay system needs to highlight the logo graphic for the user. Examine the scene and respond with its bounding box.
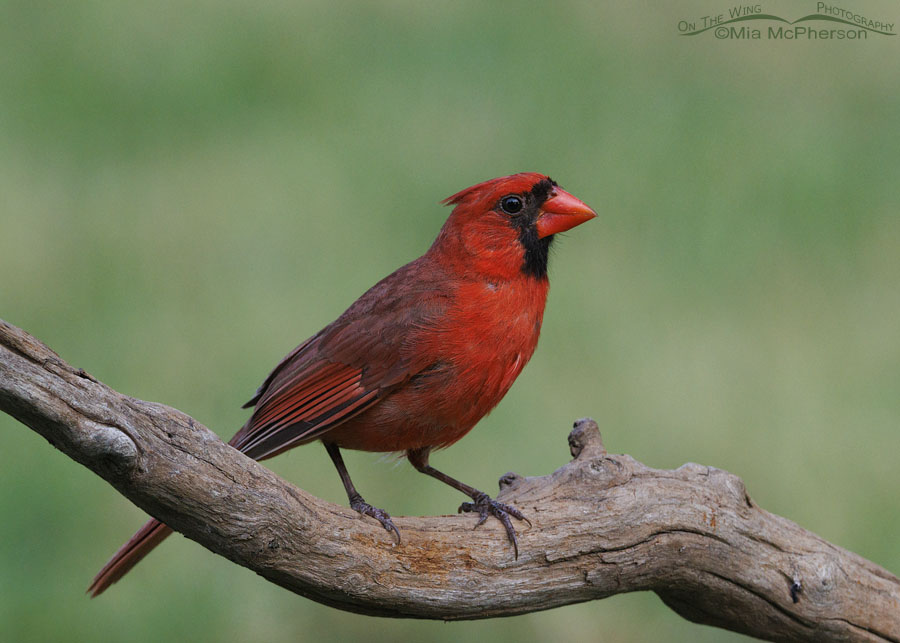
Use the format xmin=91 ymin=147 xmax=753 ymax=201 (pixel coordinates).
xmin=677 ymin=3 xmax=896 ymax=40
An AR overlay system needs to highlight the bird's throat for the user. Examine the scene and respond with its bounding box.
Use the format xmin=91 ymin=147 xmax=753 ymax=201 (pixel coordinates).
xmin=518 ymin=224 xmax=553 ymax=279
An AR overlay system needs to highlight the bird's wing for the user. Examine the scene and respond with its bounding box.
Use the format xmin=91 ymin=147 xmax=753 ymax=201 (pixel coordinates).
xmin=231 ymin=261 xmax=449 ymax=460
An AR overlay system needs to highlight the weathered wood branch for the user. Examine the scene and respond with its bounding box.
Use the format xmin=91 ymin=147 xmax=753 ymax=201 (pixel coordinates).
xmin=0 ymin=319 xmax=898 ymax=641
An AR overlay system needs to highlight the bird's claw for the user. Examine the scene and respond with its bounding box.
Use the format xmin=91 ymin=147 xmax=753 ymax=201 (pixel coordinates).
xmin=458 ymin=492 xmax=528 ymax=558
xmin=349 ymin=497 xmax=401 ymax=544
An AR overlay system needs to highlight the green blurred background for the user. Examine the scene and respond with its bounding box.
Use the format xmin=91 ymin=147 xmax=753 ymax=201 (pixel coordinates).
xmin=2 ymin=1 xmax=898 ymax=640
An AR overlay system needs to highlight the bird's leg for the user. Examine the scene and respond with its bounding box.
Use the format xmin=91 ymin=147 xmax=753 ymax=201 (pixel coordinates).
xmin=323 ymin=441 xmax=400 ymax=543
xmin=407 ymin=447 xmax=529 ymax=558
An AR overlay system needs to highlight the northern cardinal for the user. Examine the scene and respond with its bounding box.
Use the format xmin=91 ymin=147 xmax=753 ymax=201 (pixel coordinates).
xmin=88 ymin=172 xmax=596 ymax=597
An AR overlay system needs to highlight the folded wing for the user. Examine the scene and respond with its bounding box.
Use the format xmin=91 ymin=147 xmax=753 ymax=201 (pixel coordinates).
xmin=232 ymin=261 xmax=449 ymax=460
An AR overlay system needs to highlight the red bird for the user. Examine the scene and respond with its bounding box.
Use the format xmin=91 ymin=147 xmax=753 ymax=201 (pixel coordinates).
xmin=88 ymin=172 xmax=596 ymax=596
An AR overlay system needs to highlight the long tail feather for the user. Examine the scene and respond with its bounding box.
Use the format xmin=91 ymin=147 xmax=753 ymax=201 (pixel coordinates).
xmin=87 ymin=519 xmax=173 ymax=597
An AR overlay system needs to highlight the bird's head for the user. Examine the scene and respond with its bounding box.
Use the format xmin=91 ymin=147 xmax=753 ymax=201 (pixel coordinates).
xmin=433 ymin=173 xmax=596 ymax=280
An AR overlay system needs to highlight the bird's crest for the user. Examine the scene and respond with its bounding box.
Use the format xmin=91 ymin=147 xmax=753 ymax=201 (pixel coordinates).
xmin=442 ymin=172 xmax=553 ymax=207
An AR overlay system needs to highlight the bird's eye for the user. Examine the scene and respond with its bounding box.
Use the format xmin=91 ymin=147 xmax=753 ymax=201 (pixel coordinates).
xmin=499 ymin=195 xmax=524 ymax=215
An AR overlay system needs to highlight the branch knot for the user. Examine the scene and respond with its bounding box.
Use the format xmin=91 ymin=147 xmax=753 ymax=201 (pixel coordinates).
xmin=568 ymin=417 xmax=606 ymax=460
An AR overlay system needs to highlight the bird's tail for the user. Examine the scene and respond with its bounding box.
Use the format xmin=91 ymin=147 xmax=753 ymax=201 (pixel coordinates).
xmin=87 ymin=518 xmax=173 ymax=597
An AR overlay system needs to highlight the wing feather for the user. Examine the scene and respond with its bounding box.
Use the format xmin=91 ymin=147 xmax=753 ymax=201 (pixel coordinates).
xmin=230 ymin=257 xmax=451 ymax=460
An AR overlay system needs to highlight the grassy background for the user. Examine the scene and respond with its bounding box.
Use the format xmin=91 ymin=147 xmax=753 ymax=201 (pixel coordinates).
xmin=2 ymin=1 xmax=898 ymax=640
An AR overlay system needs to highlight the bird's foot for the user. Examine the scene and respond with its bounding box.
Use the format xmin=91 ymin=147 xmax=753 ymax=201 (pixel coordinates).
xmin=458 ymin=492 xmax=530 ymax=558
xmin=349 ymin=495 xmax=401 ymax=544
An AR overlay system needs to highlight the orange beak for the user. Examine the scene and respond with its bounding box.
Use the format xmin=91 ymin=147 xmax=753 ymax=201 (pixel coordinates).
xmin=535 ymin=188 xmax=597 ymax=239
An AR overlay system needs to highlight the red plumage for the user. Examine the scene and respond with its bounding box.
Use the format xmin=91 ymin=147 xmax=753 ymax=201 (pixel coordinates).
xmin=88 ymin=172 xmax=595 ymax=596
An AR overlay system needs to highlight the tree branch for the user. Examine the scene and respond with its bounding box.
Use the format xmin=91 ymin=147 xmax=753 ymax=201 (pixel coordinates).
xmin=1 ymin=318 xmax=898 ymax=642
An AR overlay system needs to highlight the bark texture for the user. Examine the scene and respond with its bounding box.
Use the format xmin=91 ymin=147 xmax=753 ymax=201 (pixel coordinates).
xmin=1 ymin=318 xmax=898 ymax=641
